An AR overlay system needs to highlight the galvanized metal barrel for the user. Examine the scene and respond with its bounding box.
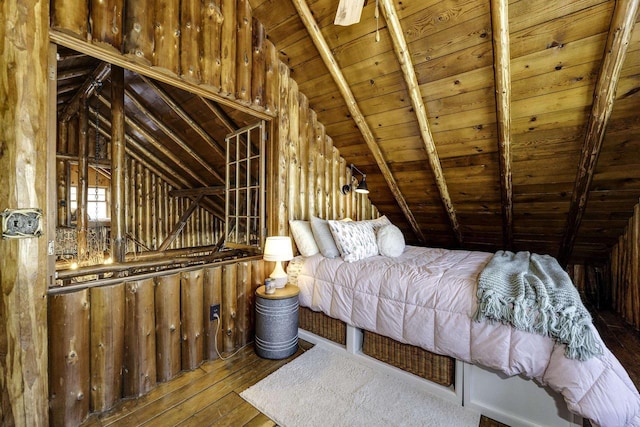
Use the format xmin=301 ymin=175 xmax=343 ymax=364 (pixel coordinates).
xmin=255 ymin=285 xmax=299 ymax=359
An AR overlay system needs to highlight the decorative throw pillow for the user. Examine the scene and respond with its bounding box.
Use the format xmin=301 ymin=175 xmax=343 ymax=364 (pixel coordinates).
xmin=364 ymin=215 xmax=391 ymax=233
xmin=289 ymin=220 xmax=319 ymax=257
xmin=328 ymin=220 xmax=378 ymax=262
xmin=310 ymin=216 xmax=340 ymax=258
xmin=377 ymin=224 xmax=405 ymax=257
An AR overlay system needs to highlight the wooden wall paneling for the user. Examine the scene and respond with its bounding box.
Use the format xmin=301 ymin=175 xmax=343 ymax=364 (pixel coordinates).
xmin=610 ymin=244 xmax=618 ymax=312
xmin=123 ymin=279 xmax=157 ymax=397
xmin=330 ymin=146 xmax=339 ymax=220
xmin=250 ymin=260 xmax=265 ymax=338
xmin=155 ymin=273 xmax=181 ymax=382
xmin=204 ymin=266 xmax=223 ymax=359
xmin=90 ymin=0 xmax=124 ymax=49
xmin=236 ymin=261 xmax=252 ymax=346
xmin=324 ymin=135 xmax=332 ymax=219
xmin=222 ymin=263 xmax=238 ymax=352
xmin=151 ymin=174 xmax=159 ymax=250
xmin=315 ymin=120 xmax=326 ymax=219
xmin=57 ymin=159 xmax=67 ymax=226
xmin=48 ymin=291 xmax=90 ymax=426
xmin=338 ymin=156 xmax=346 ymax=219
xmin=135 ymin=162 xmax=144 ymax=250
xmin=89 ymin=284 xmax=125 ymax=412
xmin=203 ymin=0 xmax=223 ymax=88
xmin=181 ymin=0 xmax=203 ymax=82
xmin=77 ymin=101 xmax=89 ymax=260
xmin=251 ymin=18 xmax=266 ymax=106
xmin=145 ymin=168 xmax=153 ymax=249
xmin=220 ymin=0 xmax=237 ymax=96
xmin=111 ymin=66 xmax=127 ymax=262
xmin=275 ymin=62 xmax=290 ymax=235
xmin=264 ymin=41 xmax=278 ymax=114
xmin=126 ymin=157 xmax=134 ymax=252
xmin=307 ymin=110 xmax=317 ymax=218
xmin=633 ymin=204 xmax=640 ymax=328
xmin=288 ymin=78 xmax=301 ymax=223
xmin=51 ymin=0 xmax=88 ymax=37
xmin=298 ymin=93 xmax=310 ymax=220
xmin=153 ymin=0 xmax=180 ymax=74
xmin=181 ymin=270 xmax=205 ymax=370
xmin=162 ymin=181 xmax=170 ymax=247
xmin=236 ymin=0 xmax=252 ymax=101
xmin=124 ymin=0 xmax=154 ymax=61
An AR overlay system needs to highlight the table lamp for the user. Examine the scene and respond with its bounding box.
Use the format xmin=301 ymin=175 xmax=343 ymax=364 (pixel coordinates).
xmin=263 ymin=236 xmax=294 ymax=288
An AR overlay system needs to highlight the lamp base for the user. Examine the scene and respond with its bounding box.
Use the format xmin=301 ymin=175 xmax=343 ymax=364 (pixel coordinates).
xmin=269 ymin=261 xmax=288 ymax=288
xmin=272 ymin=276 xmax=288 ymax=288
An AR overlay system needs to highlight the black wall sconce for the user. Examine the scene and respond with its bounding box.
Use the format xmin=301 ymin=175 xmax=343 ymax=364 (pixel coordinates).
xmin=340 ymin=164 xmax=369 ymax=195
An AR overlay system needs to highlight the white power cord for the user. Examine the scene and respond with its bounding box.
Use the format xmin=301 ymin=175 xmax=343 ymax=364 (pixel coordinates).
xmin=212 ymin=313 xmax=253 ymax=361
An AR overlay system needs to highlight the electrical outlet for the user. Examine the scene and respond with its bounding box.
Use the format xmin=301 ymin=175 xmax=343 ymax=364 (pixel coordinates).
xmin=210 ymin=304 xmax=221 ymax=321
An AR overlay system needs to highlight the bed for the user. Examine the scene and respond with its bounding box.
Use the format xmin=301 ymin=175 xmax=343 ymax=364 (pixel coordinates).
xmin=286 ymin=217 xmax=640 ymax=427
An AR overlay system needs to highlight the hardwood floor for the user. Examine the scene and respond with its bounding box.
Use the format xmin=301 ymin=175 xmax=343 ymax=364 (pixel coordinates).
xmin=80 ymin=342 xmax=314 ymax=427
xmin=81 ymin=310 xmax=639 ymax=427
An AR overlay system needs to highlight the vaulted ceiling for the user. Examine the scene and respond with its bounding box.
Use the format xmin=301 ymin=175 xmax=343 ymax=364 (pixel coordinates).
xmin=55 ymin=0 xmax=640 ymax=265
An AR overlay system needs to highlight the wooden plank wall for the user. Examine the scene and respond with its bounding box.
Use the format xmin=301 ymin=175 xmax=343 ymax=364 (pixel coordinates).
xmin=608 ymin=202 xmax=640 ymax=330
xmin=48 ymin=260 xmax=265 ymax=425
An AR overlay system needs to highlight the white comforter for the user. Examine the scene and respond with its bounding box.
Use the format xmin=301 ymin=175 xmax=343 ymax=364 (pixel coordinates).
xmin=291 ymin=245 xmax=640 ymax=427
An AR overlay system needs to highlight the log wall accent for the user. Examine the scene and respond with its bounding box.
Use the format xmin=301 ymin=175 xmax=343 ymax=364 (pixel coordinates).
xmin=47 ymin=258 xmax=264 ymax=422
xmin=1 ymin=1 xmax=50 ymax=425
xmin=609 ymin=202 xmax=640 ymax=330
xmin=89 ymin=284 xmax=125 ymax=412
xmin=155 ymin=274 xmax=181 ymax=382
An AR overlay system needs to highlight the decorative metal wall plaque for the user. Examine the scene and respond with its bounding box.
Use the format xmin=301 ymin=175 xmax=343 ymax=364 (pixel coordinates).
xmin=1 ymin=208 xmax=43 ymax=239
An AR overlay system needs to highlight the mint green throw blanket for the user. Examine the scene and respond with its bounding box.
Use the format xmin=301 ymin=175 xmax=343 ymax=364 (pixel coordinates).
xmin=474 ymin=250 xmax=602 ymax=361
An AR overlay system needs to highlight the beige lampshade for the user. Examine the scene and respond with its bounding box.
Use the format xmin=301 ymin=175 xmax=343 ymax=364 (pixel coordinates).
xmin=263 ymin=236 xmax=294 ymax=262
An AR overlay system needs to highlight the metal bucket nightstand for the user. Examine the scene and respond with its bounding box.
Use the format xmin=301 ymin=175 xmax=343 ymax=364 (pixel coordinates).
xmin=254 ymin=284 xmax=300 ymax=359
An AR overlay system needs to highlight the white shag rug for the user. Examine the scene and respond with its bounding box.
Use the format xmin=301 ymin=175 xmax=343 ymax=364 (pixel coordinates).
xmin=240 ymin=346 xmax=480 ymax=427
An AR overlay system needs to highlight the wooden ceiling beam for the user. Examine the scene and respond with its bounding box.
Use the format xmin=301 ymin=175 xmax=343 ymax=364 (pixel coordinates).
xmin=558 ymin=0 xmax=639 ymax=265
xmin=96 ymin=95 xmax=209 ymax=187
xmin=490 ymin=0 xmax=514 ymax=250
xmin=379 ymin=0 xmax=462 ymax=245
xmin=169 ymin=186 xmax=226 ymax=197
xmin=290 ymin=0 xmax=425 ymax=242
xmin=199 ymin=97 xmax=238 ymax=133
xmin=123 ymin=88 xmax=224 ymax=183
xmin=140 ymin=75 xmax=226 ymax=158
xmin=59 ymin=62 xmax=110 ymax=122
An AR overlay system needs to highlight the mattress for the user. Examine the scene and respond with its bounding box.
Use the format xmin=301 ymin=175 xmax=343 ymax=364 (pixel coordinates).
xmin=288 ymin=245 xmax=640 ymax=426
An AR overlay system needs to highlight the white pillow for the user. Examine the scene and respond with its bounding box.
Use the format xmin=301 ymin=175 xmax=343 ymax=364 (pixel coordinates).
xmin=328 ymin=220 xmax=378 ymax=262
xmin=289 ymin=220 xmax=319 ymax=257
xmin=310 ymin=216 xmax=340 ymax=258
xmin=377 ymin=224 xmax=405 ymax=257
xmin=364 ymin=215 xmax=391 ymax=233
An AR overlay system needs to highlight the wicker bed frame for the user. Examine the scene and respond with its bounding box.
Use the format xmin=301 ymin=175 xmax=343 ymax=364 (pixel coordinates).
xmin=298 ymin=306 xmax=455 ymax=387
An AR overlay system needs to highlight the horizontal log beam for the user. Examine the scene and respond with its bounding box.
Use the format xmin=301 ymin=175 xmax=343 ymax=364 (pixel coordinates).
xmin=169 ymin=186 xmax=226 ymax=197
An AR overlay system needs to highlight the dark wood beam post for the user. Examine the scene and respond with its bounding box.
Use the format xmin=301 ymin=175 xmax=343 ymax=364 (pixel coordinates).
xmin=0 ymin=0 xmax=50 ymax=424
xmin=111 ymin=65 xmax=127 ymax=262
xmin=490 ymin=0 xmax=514 ymax=250
xmin=558 ymin=0 xmax=639 ymax=265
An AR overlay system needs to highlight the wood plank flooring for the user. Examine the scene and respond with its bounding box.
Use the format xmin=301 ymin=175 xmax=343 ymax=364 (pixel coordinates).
xmin=81 ymin=308 xmax=639 ymax=427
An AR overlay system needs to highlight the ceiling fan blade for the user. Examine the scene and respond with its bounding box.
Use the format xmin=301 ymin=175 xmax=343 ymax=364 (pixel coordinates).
xmin=334 ymin=0 xmax=365 ymax=26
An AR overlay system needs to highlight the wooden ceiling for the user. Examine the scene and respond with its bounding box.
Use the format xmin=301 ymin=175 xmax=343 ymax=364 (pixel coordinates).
xmin=248 ymin=0 xmax=640 ymax=264
xmin=55 ymin=0 xmax=640 ymax=265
